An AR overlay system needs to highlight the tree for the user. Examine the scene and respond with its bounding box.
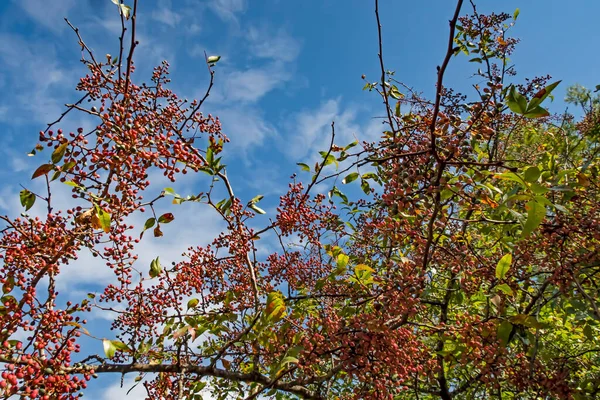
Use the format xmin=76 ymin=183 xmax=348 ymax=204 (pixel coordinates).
xmin=1 ymin=0 xmax=599 ymax=399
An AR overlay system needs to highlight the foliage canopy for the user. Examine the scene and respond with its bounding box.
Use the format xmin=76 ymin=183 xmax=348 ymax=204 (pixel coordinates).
xmin=1 ymin=1 xmax=599 ymax=399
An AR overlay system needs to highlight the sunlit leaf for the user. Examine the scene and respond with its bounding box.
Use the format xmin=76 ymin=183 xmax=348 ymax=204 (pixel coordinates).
xmin=158 ymin=213 xmax=175 ymax=223
xmin=522 ymin=199 xmax=546 ymax=238
xmin=265 ymin=291 xmax=286 ymax=322
xmin=187 ymin=298 xmax=199 ymax=310
xmin=342 ymin=172 xmax=359 ymax=184
xmin=51 ymin=142 xmax=69 ymax=164
xmin=149 ymin=257 xmax=162 ymax=278
xmin=207 ymin=55 xmax=221 ymax=64
xmin=524 ymin=166 xmax=541 ymax=183
xmin=31 ymin=164 xmax=54 ymax=179
xmin=506 ymin=86 xmax=527 ymax=115
xmin=496 ymin=283 xmax=513 ymax=296
xmin=94 ymin=206 xmax=111 ymax=233
xmin=249 ymin=204 xmax=266 ymax=214
xmin=103 ymin=339 xmax=116 ymax=359
xmin=523 ymin=106 xmax=550 ymax=119
xmin=19 ymin=189 xmax=36 ymax=211
xmin=337 ymin=254 xmax=349 ymax=269
xmin=496 ymin=253 xmax=512 ymax=280
xmin=297 ymin=163 xmax=310 ymax=172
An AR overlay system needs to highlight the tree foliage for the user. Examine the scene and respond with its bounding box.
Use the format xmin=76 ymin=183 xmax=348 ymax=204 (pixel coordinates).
xmin=1 ymin=1 xmax=599 ymax=399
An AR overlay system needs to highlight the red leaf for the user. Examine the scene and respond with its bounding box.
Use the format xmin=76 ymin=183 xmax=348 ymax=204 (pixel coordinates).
xmin=31 ymin=164 xmax=55 ymax=179
xmin=158 ymin=213 xmax=175 ymax=223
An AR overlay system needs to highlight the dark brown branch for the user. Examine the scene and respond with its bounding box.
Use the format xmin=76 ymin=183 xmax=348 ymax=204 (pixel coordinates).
xmin=374 ymin=0 xmax=396 ymax=135
xmin=124 ymin=0 xmax=139 ymax=94
xmin=89 ymin=363 xmax=321 ymax=399
xmin=303 ymin=122 xmax=336 ymax=201
xmin=429 ymin=0 xmax=464 ymax=158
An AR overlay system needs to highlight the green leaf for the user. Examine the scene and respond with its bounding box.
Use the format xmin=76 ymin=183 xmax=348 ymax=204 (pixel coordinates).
xmin=95 ymin=206 xmax=111 ymax=233
xmin=360 ymin=180 xmax=371 ymax=195
xmin=149 ymin=257 xmax=162 ymax=278
xmin=31 ymin=164 xmax=55 ymax=179
xmin=265 ymin=291 xmax=286 ymax=322
xmin=164 ymin=187 xmax=177 ymax=196
xmin=207 ymin=55 xmax=221 ymax=64
xmin=103 ymin=339 xmax=116 ymax=359
xmin=51 ymin=142 xmax=69 ymax=164
xmin=62 ymin=161 xmax=76 ymax=172
xmin=111 ymin=340 xmax=131 ymax=352
xmin=389 ymin=86 xmax=403 ymax=100
xmin=297 ymin=163 xmax=310 ymax=172
xmin=158 ymin=213 xmax=175 ymax=223
xmin=530 ymin=182 xmax=549 ymax=195
xmin=336 ymin=254 xmax=349 ymax=269
xmin=506 ymin=86 xmax=527 ymax=115
xmin=354 ymin=264 xmax=374 ymax=274
xmin=342 ymin=172 xmax=359 ymax=184
xmin=523 ymin=106 xmax=550 ymax=119
xmin=583 ymin=324 xmax=594 ymax=341
xmin=496 ymin=283 xmax=513 ymax=296
xmin=50 ymin=170 xmax=61 ymax=182
xmin=522 ymin=200 xmax=546 ymax=238
xmin=249 ymin=204 xmax=266 ymax=214
xmin=494 ymin=171 xmax=526 ymax=186
xmin=140 ymin=217 xmax=156 ymax=239
xmin=110 ymin=1 xmax=132 ymax=18
xmin=206 ymin=147 xmax=214 ymax=166
xmin=279 ymin=356 xmax=299 ymax=368
xmin=63 ymin=181 xmax=81 ymax=189
xmin=250 ymin=195 xmax=264 ymax=204
xmin=144 ymin=217 xmax=156 ymax=230
xmin=361 ymin=172 xmax=378 ymax=181
xmin=329 ymin=186 xmax=348 ymax=203
xmin=497 ymin=321 xmax=513 ymax=347
xmin=187 ymin=298 xmax=199 ymax=310
xmin=510 ymin=314 xmax=545 ymax=329
xmin=506 ymin=86 xmax=527 ymax=114
xmin=323 ymin=154 xmax=337 ymax=167
xmin=19 ymin=189 xmax=36 ymax=211
xmin=496 ymin=253 xmax=512 ymax=280
xmin=528 ymin=80 xmax=562 ymax=110
xmin=513 ymin=8 xmax=520 ymax=20
xmin=524 ymin=167 xmax=541 ymax=182
xmin=219 ymin=198 xmax=233 ymax=214
xmin=344 ymin=140 xmax=358 ymax=151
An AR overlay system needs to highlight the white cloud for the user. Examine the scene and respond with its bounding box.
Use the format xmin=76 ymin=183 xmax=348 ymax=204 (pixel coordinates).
xmin=222 ymin=63 xmax=291 ymax=103
xmin=281 ymin=98 xmax=381 ymax=162
xmin=102 ymin=375 xmax=148 ymax=400
xmin=247 ymin=26 xmax=301 ymax=63
xmin=102 ymin=375 xmax=218 ymax=399
xmin=17 ymin=0 xmax=77 ymax=33
xmin=208 ymin=0 xmax=246 ymax=23
xmin=214 ymin=106 xmax=276 ymax=155
xmin=187 ymin=23 xmax=202 ymax=34
xmin=0 ymin=33 xmax=72 ymax=124
xmin=55 ymin=170 xmax=226 ymax=292
xmin=151 ymin=0 xmax=183 ymax=28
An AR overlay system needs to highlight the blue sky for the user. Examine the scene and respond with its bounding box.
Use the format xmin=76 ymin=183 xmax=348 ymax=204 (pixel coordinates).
xmin=0 ymin=0 xmax=598 ymax=398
